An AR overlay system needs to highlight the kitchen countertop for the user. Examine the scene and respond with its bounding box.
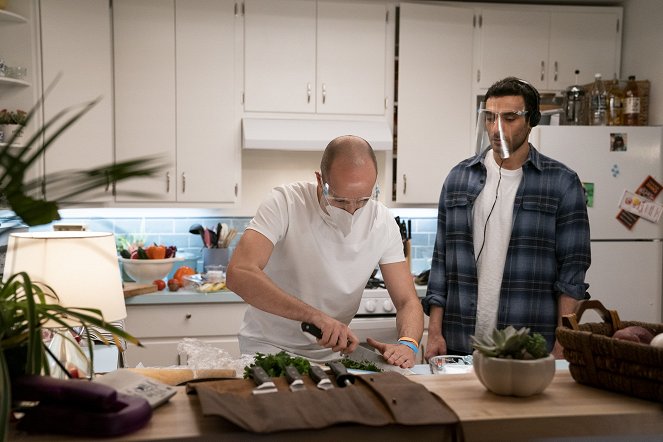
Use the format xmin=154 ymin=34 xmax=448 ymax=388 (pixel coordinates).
xmin=124 ymin=285 xmax=429 ymax=305
xmin=11 ymin=370 xmax=663 ymax=441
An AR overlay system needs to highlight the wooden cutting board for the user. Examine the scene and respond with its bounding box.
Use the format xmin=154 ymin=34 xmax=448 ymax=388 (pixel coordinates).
xmin=123 ymin=282 xmax=158 ymax=298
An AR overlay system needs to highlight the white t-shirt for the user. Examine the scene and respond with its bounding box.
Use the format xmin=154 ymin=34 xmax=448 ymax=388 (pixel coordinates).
xmin=239 ymin=181 xmax=404 ymax=360
xmin=473 ymin=152 xmax=523 ymax=340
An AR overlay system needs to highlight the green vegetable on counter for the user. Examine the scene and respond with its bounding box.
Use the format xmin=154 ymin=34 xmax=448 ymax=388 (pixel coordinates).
xmin=243 ymin=351 xmax=311 ymax=379
xmin=339 ymin=358 xmax=382 ymax=372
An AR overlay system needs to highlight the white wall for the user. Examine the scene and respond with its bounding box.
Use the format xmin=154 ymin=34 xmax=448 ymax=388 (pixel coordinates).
xmin=621 ymin=0 xmax=663 ymax=125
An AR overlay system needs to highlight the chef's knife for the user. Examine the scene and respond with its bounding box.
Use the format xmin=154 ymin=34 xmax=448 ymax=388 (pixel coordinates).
xmin=308 ymin=365 xmax=334 ymax=390
xmin=284 ymin=365 xmax=306 ymax=392
xmin=250 ymin=366 xmax=277 ymax=395
xmin=301 ymin=322 xmax=414 ymax=374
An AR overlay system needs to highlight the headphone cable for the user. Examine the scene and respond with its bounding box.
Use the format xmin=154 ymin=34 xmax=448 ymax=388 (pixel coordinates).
xmin=475 ymin=157 xmax=504 ymax=264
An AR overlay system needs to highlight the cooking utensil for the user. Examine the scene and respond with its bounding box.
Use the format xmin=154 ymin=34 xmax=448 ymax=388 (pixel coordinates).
xmin=189 ymin=224 xmax=205 ymax=246
xmin=284 ymin=365 xmax=306 ymax=392
xmin=308 ymin=365 xmax=334 ymax=390
xmin=301 ymin=322 xmax=414 ymax=374
xmin=250 ymin=366 xmax=277 ymax=395
xmin=327 ymin=361 xmax=355 ymax=387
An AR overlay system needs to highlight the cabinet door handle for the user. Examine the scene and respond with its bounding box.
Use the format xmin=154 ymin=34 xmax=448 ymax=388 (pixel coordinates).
xmin=554 ymin=61 xmax=558 ymax=82
xmin=322 ymin=83 xmax=326 ymax=104
xmin=166 ymin=172 xmax=170 ymax=193
xmin=540 ymin=61 xmax=545 ymax=82
xmin=182 ymin=173 xmax=186 ymax=194
xmin=307 ymin=83 xmax=311 ymax=103
xmin=185 ymin=313 xmax=192 ymax=319
xmin=402 ymin=174 xmax=407 ymax=195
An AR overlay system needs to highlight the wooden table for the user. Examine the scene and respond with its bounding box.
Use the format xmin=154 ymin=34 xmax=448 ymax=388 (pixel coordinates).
xmin=10 ymin=371 xmax=663 ymax=441
xmin=411 ymin=371 xmax=663 ymax=441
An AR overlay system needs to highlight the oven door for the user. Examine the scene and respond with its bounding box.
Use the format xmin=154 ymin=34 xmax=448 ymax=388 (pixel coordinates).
xmin=348 ymin=316 xmax=398 ymax=344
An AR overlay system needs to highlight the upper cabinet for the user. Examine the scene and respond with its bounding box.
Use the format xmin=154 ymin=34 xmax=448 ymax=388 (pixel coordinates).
xmin=40 ymin=0 xmax=114 ymax=202
xmin=113 ymin=0 xmax=240 ymax=204
xmin=476 ymin=5 xmax=622 ymax=91
xmin=396 ymin=2 xmax=474 ymax=204
xmin=243 ymin=0 xmax=389 ymax=115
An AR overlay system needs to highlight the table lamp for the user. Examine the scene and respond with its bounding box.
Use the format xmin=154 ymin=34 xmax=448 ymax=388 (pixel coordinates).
xmin=3 ymin=231 xmax=127 ymax=377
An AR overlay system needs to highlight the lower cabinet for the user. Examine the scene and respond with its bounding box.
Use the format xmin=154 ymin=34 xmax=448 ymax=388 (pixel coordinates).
xmin=123 ymin=302 xmax=248 ymax=368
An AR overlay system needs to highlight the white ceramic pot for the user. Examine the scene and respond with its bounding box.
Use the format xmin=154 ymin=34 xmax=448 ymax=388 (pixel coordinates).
xmin=472 ymin=350 xmax=555 ymax=397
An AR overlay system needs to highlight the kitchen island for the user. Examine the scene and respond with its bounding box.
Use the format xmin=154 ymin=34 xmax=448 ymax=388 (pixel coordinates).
xmin=10 ymin=370 xmax=663 ymax=441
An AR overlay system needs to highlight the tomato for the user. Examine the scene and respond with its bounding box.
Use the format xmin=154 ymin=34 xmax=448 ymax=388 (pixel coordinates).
xmin=173 ymin=266 xmax=196 ymax=285
xmin=167 ymin=278 xmax=180 ymax=292
xmin=153 ymin=279 xmax=166 ymax=291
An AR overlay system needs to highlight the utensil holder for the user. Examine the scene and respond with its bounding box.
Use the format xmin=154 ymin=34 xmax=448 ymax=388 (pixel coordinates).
xmin=202 ymin=248 xmax=229 ymax=269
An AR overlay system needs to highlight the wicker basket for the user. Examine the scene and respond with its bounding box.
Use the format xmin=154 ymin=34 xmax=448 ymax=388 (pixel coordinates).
xmin=556 ymin=300 xmax=663 ymax=402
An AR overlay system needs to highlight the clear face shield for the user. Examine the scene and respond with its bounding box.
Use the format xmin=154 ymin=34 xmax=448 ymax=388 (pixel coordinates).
xmin=321 ymin=182 xmax=380 ymax=237
xmin=475 ymin=102 xmax=529 ymax=160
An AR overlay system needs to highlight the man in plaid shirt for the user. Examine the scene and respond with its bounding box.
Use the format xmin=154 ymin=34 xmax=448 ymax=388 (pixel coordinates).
xmin=422 ymin=77 xmax=590 ymax=359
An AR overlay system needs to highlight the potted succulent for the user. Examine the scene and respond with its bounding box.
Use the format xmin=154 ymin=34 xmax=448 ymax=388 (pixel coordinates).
xmin=471 ymin=326 xmax=556 ymax=397
xmin=0 ymin=109 xmax=28 ymax=145
xmin=0 ymin=90 xmax=165 ymax=440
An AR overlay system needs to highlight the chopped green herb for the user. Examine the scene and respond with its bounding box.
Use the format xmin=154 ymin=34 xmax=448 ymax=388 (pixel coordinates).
xmin=243 ymin=351 xmax=311 ymax=379
xmin=340 ymin=358 xmax=382 ymax=372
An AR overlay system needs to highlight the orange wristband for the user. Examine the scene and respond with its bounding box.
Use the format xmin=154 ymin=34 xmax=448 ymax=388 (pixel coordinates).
xmin=398 ymin=336 xmax=419 ymax=348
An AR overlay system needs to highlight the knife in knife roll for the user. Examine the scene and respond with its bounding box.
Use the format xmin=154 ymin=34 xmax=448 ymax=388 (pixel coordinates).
xmin=250 ymin=366 xmax=278 ymax=395
xmin=327 ymin=361 xmax=355 ymax=388
xmin=284 ymin=365 xmax=306 ymax=392
xmin=308 ymin=365 xmax=334 ymax=390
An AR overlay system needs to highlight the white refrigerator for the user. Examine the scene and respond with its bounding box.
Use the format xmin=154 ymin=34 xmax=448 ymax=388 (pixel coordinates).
xmin=531 ymin=126 xmax=663 ymax=323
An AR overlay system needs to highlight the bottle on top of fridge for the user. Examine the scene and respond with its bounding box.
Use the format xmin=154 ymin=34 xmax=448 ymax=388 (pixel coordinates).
xmin=624 ymin=75 xmax=640 ymax=126
xmin=607 ymin=76 xmax=624 ymax=126
xmin=589 ymin=73 xmax=607 ymax=126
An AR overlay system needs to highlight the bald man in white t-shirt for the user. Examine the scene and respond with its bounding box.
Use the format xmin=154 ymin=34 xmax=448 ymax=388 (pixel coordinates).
xmin=226 ymin=135 xmax=423 ymax=368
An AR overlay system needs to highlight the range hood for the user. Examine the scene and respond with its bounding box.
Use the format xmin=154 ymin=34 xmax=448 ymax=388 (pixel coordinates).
xmin=242 ymin=118 xmax=393 ymax=151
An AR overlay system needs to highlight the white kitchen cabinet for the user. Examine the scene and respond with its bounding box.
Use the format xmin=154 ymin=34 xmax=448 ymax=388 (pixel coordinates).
xmin=39 ymin=0 xmax=114 ymax=202
xmin=396 ymin=3 xmax=474 ymax=203
xmin=113 ymin=0 xmax=176 ymax=202
xmin=113 ymin=0 xmax=240 ymax=203
xmin=243 ymin=0 xmax=389 ymax=116
xmin=175 ymin=0 xmax=240 ymax=203
xmin=123 ymin=302 xmax=248 ymax=367
xmin=476 ymin=5 xmax=622 ymax=91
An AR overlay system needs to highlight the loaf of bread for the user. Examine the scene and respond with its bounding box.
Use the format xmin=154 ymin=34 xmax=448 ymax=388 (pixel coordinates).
xmin=126 ymin=368 xmax=236 ymax=385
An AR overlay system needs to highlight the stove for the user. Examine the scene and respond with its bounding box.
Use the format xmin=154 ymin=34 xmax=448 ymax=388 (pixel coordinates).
xmin=356 ymin=288 xmax=396 ymax=316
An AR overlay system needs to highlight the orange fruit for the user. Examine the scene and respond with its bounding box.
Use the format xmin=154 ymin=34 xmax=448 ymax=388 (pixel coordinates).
xmin=173 ymin=266 xmax=196 ymax=285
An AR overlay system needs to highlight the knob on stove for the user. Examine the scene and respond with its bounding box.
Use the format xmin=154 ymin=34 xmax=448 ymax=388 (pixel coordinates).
xmin=364 ymin=300 xmax=377 ymax=312
xmin=382 ymin=300 xmax=394 ymax=312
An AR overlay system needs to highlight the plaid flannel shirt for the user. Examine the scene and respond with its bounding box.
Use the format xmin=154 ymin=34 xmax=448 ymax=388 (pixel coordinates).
xmin=422 ymin=146 xmax=591 ymax=353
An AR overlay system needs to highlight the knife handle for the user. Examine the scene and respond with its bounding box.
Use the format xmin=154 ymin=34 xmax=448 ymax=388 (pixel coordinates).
xmin=328 ymin=361 xmax=355 ymax=387
xmin=250 ymin=366 xmax=272 ymax=386
xmin=284 ymin=365 xmax=303 ymax=384
xmin=308 ymin=365 xmax=330 ymax=384
xmin=301 ymin=322 xmax=323 ymax=339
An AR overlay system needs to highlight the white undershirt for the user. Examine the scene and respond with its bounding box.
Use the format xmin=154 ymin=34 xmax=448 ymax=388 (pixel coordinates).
xmin=473 ymin=152 xmax=523 ymax=340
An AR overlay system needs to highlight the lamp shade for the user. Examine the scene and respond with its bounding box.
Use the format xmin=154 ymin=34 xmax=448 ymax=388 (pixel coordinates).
xmin=3 ymin=231 xmax=126 ymax=322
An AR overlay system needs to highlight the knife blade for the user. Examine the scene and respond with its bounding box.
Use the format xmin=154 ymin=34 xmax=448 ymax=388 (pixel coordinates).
xmin=301 ymin=322 xmax=414 ymax=374
xmin=284 ymin=365 xmax=306 ymax=392
xmin=250 ymin=366 xmax=277 ymax=395
xmin=308 ymin=365 xmax=334 ymax=390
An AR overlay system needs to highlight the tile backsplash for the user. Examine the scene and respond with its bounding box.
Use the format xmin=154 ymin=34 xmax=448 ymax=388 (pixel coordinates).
xmin=20 ymin=212 xmax=436 ymax=276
